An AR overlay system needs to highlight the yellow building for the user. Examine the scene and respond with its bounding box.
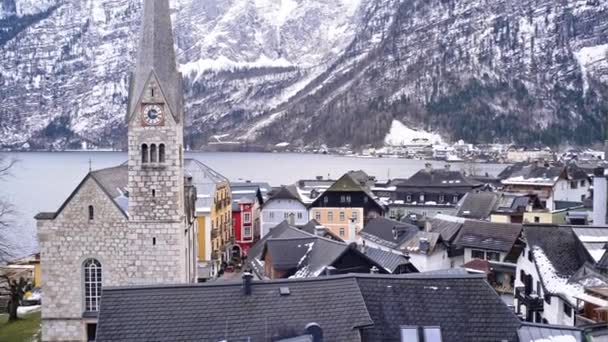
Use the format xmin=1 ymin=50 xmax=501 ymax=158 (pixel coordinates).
xmin=186 ymin=160 xmax=231 ymax=281
xmin=309 ymin=207 xmax=364 ymax=241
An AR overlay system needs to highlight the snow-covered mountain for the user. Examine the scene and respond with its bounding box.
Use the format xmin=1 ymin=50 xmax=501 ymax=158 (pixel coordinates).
xmin=1 ymin=0 xmax=608 ymax=149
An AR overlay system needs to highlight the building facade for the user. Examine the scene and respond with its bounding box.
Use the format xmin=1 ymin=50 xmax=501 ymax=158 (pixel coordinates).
xmin=260 ymin=186 xmax=309 ymax=238
xmin=35 ymin=1 xmax=197 ymax=340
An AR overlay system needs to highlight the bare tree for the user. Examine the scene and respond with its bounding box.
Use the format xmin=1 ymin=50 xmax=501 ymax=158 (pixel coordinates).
xmin=0 ymin=155 xmax=17 ymax=264
xmin=0 ymin=270 xmax=31 ymax=321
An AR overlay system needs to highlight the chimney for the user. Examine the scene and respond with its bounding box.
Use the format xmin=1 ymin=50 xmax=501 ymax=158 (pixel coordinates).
xmin=314 ymin=225 xmax=325 ymax=237
xmin=316 ymin=175 xmax=323 ymax=180
xmin=425 ymin=163 xmax=433 ymax=172
xmin=305 ymin=323 xmax=323 ymax=342
xmin=242 ymin=272 xmax=253 ymax=296
xmin=324 ymin=266 xmax=337 ymax=276
xmin=370 ymin=266 xmax=380 ymax=274
xmin=348 ymin=218 xmax=357 ymax=243
xmin=594 ymin=167 xmax=607 ymax=226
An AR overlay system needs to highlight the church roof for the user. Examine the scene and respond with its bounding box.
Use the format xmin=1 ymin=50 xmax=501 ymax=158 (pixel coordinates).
xmin=128 ymin=0 xmax=182 ymax=122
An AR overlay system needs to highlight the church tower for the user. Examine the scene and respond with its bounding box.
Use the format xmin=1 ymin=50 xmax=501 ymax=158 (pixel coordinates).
xmin=127 ymin=0 xmax=184 ymax=222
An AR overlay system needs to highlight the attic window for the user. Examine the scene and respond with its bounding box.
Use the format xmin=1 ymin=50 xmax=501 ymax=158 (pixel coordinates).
xmin=88 ymin=205 xmax=94 ymax=221
xmin=400 ymin=326 xmax=443 ymax=342
xmin=279 ymin=287 xmax=290 ymax=296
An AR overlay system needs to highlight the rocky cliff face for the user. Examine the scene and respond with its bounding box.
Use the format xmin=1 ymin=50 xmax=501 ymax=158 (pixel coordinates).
xmin=1 ymin=0 xmax=607 ymax=149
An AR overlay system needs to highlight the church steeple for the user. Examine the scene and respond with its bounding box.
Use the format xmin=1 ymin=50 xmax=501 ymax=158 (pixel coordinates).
xmin=126 ymin=0 xmax=185 ymax=222
xmin=128 ymin=0 xmax=182 ymax=123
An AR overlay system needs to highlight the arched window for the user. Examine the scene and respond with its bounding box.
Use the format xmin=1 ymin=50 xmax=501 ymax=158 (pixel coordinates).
xmin=83 ymin=258 xmax=102 ymax=312
xmin=141 ymin=144 xmax=148 ymax=163
xmin=88 ymin=205 xmax=94 ymax=220
xmin=150 ymin=144 xmax=157 ymax=163
xmin=159 ymin=144 xmax=166 ymax=163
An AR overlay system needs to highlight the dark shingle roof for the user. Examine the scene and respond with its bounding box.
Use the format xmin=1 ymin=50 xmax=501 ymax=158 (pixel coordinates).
xmin=525 ymin=225 xmax=587 ymax=278
xmin=456 ymin=192 xmax=500 ymax=219
xmin=356 ymin=274 xmax=521 ymax=342
xmin=454 ymin=220 xmax=522 ymax=252
xmin=96 ymin=276 xmax=373 ymax=342
xmin=397 ymin=168 xmax=483 ymax=188
xmin=361 ymin=247 xmax=412 ymax=273
xmin=96 ymin=274 xmax=521 ymax=342
xmin=359 ymin=217 xmax=420 ymax=249
xmin=425 ymin=216 xmax=464 ymax=244
xmin=263 ymin=237 xmax=317 ymax=271
xmin=263 ymin=186 xmax=303 ymax=208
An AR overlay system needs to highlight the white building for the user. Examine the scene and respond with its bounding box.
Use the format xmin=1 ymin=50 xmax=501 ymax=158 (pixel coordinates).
xmin=260 ymin=186 xmax=309 ymax=237
xmin=514 ymin=225 xmax=608 ymax=325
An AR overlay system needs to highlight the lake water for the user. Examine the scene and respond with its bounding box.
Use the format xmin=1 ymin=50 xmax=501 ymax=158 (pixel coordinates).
xmin=0 ymin=152 xmax=508 ymax=258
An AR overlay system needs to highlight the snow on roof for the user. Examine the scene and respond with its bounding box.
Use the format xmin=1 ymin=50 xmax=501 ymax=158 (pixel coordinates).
xmin=533 ymin=246 xmax=582 ymax=305
xmin=503 ymin=176 xmax=558 ymax=186
xmin=531 ymin=336 xmax=577 ymax=342
xmin=578 ymin=235 xmax=608 ymax=243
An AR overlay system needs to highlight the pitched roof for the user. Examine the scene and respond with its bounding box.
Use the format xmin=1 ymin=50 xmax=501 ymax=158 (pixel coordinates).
xmin=456 ymin=191 xmax=500 ymax=219
xmin=96 ymin=273 xmax=521 ymax=342
xmin=359 ymin=217 xmax=420 ymax=249
xmin=356 ymin=274 xmax=521 ymax=342
xmin=184 ymin=159 xmax=228 ymax=212
xmin=402 ymin=231 xmax=443 ymax=255
xmin=523 ymin=225 xmax=608 ymax=305
xmin=96 ymin=275 xmax=374 ymax=342
xmin=571 ymin=227 xmax=608 ymax=263
xmin=128 ymin=0 xmax=182 ymax=122
xmin=263 ymin=185 xmax=303 ymax=208
xmin=454 ymin=220 xmax=522 ymax=252
xmin=396 ymin=167 xmax=483 ymax=188
xmin=360 ymin=247 xmax=413 ymax=273
xmin=501 ymin=162 xmax=588 ymax=187
xmin=262 ymin=237 xmax=317 ymax=271
xmin=425 ymin=215 xmax=465 ymax=243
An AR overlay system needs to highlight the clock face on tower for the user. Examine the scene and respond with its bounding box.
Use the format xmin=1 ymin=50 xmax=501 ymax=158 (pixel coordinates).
xmin=141 ymin=104 xmax=164 ymax=126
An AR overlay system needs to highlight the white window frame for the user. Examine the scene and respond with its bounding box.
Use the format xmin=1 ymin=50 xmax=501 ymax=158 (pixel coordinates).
xmin=243 ymin=212 xmax=251 ymax=224
xmin=83 ymin=258 xmax=102 ymax=312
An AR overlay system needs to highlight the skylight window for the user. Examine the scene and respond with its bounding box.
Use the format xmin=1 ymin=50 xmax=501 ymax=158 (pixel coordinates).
xmin=400 ymin=326 xmax=443 ymax=342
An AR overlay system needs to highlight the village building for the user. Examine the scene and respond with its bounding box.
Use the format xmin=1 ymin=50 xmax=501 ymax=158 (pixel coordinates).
xmin=293 ymin=177 xmax=335 ymax=205
xmin=387 ymin=164 xmax=483 ymax=219
xmin=506 ymin=146 xmax=553 ymax=163
xmin=515 ymin=225 xmax=608 ymax=326
xmin=185 ymin=159 xmax=230 ymax=281
xmin=247 ymin=220 xmax=416 ymax=279
xmin=500 ymin=162 xmax=591 ymax=211
xmin=231 ymin=181 xmax=271 ymax=245
xmin=308 ymin=173 xmax=384 ymax=240
xmin=34 ymin=1 xmax=198 ymax=340
xmin=453 ymin=220 xmax=524 ymax=295
xmin=95 ymin=272 xmax=526 ymax=342
xmin=260 ymin=186 xmax=309 ymax=238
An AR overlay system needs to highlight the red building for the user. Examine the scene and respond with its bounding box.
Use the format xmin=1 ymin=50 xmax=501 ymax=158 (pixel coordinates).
xmin=233 ymin=198 xmax=255 ymax=256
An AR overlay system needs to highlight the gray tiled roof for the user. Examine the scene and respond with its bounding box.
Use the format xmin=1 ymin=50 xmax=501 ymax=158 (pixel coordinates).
xmin=525 ymin=225 xmax=586 ymax=278
xmin=96 ymin=273 xmax=521 ymax=342
xmin=128 ymin=0 xmax=182 ymax=122
xmin=361 ymin=247 xmax=411 ymax=273
xmin=357 ymin=274 xmax=521 ymax=342
xmin=455 ymin=191 xmax=500 ymax=219
xmin=96 ymin=276 xmax=373 ymax=342
xmin=396 ymin=168 xmax=483 ymax=188
xmin=454 ymin=220 xmax=522 ymax=252
xmin=359 ymin=217 xmax=420 ymax=249
xmin=426 ymin=216 xmax=464 ymax=243
xmin=518 ymin=322 xmax=583 ymax=342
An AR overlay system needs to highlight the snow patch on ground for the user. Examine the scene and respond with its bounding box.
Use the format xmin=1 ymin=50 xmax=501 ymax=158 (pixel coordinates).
xmin=574 ymin=44 xmax=608 ymax=96
xmin=384 ymin=120 xmax=444 ymax=146
xmin=180 ymin=56 xmax=293 ymax=80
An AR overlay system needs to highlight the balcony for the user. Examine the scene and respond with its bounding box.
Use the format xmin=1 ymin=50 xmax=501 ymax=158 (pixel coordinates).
xmin=211 ymin=229 xmax=219 ymax=239
xmin=515 ymin=286 xmax=544 ymax=312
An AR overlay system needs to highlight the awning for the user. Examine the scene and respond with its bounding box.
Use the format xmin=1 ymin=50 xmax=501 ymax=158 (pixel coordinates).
xmin=574 ymin=293 xmax=608 ymax=307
